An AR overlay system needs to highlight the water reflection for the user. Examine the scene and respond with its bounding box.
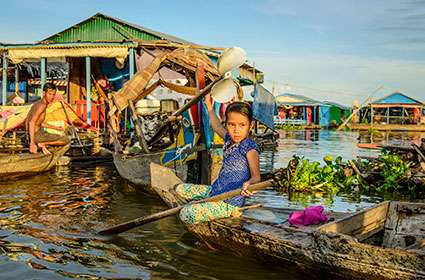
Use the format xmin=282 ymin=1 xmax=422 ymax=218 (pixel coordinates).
xmin=0 ymin=161 xmax=315 ymax=280
xmin=0 ymin=164 xmax=151 ymax=279
xmin=270 ymin=130 xmax=379 ymax=168
xmin=1 ymin=130 xmax=421 ymax=279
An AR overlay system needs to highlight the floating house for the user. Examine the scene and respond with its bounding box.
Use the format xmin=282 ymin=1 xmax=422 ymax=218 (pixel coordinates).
xmin=275 ymin=93 xmax=331 ymax=127
xmin=322 ymin=101 xmax=351 ymax=126
xmin=0 ymin=13 xmax=262 ymax=124
xmin=350 ymin=92 xmax=425 ymax=131
xmin=368 ymin=92 xmax=423 ymax=125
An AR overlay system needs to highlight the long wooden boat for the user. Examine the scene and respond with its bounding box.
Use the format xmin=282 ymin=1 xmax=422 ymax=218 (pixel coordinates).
xmin=112 ymin=106 xmax=199 ymax=192
xmin=150 ymin=163 xmax=425 ymax=279
xmin=0 ymin=144 xmax=70 ymax=180
xmin=113 ymin=150 xmax=188 ymax=191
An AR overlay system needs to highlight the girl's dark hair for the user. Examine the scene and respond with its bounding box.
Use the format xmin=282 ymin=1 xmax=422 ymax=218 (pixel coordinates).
xmin=225 ymin=102 xmax=253 ymax=123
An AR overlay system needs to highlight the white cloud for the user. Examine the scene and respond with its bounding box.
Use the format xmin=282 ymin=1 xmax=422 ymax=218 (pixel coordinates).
xmin=251 ymin=51 xmax=425 ymax=105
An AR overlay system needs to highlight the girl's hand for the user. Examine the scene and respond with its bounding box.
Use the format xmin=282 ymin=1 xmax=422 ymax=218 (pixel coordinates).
xmin=241 ymin=181 xmax=254 ymax=197
xmin=204 ymin=94 xmax=213 ymax=111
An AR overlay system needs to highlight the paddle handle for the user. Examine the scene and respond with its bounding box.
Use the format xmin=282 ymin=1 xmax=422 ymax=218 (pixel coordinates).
xmin=98 ymin=179 xmax=275 ymax=235
xmin=199 ymin=179 xmax=275 ymax=203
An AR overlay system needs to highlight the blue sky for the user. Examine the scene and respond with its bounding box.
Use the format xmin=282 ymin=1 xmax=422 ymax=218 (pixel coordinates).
xmin=1 ymin=0 xmax=425 ymax=105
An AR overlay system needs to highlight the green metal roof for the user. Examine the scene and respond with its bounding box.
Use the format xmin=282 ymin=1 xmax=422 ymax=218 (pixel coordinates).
xmin=42 ymin=13 xmax=193 ymax=45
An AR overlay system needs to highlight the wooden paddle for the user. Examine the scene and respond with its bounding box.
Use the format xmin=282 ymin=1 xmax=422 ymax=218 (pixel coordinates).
xmin=98 ymin=179 xmax=275 ymax=235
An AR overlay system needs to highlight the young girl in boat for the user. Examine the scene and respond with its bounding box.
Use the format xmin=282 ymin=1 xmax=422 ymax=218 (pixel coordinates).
xmin=175 ymin=95 xmax=260 ymax=224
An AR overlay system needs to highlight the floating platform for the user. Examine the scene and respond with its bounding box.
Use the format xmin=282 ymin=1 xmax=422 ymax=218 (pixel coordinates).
xmin=349 ymin=123 xmax=425 ymax=132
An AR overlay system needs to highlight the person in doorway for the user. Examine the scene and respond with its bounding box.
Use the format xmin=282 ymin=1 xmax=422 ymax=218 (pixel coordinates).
xmin=26 ymin=83 xmax=70 ymax=155
xmin=175 ymin=95 xmax=261 ymax=224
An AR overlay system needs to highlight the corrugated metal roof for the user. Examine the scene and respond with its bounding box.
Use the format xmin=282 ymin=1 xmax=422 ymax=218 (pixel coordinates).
xmin=42 ymin=13 xmax=193 ymax=45
xmin=323 ymin=101 xmax=350 ymax=110
xmin=275 ymin=93 xmax=327 ymax=106
xmin=371 ymin=92 xmax=423 ymax=105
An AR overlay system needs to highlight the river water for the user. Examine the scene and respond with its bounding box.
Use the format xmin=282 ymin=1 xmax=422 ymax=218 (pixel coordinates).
xmin=0 ymin=130 xmax=423 ymax=279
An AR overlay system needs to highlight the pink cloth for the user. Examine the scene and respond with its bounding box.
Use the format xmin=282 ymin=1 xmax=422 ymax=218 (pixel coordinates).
xmin=288 ymin=205 xmax=328 ymax=227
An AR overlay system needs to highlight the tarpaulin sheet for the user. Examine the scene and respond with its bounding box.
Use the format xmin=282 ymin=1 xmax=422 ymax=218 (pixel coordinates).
xmin=8 ymin=47 xmax=129 ymax=64
xmin=252 ymin=84 xmax=275 ymax=130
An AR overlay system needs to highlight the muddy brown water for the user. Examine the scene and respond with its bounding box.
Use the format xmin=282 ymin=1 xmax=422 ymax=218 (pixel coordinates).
xmin=0 ymin=130 xmax=422 ymax=279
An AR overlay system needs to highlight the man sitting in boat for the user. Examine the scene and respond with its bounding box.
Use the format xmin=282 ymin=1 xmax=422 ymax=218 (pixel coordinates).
xmin=174 ymin=95 xmax=261 ymax=224
xmin=26 ymin=83 xmax=70 ymax=155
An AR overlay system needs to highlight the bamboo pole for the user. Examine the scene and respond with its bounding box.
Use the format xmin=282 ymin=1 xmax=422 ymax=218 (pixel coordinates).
xmin=127 ymin=100 xmax=149 ymax=153
xmin=336 ymin=86 xmax=384 ymax=131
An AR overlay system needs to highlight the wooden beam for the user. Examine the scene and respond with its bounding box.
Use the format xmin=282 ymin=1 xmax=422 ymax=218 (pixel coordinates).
xmin=2 ymin=52 xmax=7 ymax=105
xmin=85 ymin=56 xmax=91 ymax=125
xmin=318 ymin=201 xmax=390 ymax=241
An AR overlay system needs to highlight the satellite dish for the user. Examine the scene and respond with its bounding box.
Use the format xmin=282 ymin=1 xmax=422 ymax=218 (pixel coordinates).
xmin=210 ymin=78 xmax=237 ymax=103
xmin=217 ymin=47 xmax=247 ymax=76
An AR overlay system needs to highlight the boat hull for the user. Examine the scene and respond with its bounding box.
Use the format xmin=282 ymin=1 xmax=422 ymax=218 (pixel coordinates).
xmin=113 ymin=152 xmax=187 ymax=192
xmin=0 ymin=145 xmax=70 ymax=180
xmin=185 ymin=214 xmax=425 ymax=280
xmin=150 ymin=163 xmax=425 ymax=280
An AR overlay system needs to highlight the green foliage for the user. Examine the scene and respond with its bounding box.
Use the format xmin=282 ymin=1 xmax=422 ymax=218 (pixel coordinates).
xmin=279 ymin=151 xmax=416 ymax=198
xmin=378 ymin=151 xmax=411 ymax=193
xmin=367 ymin=127 xmax=378 ymax=135
xmin=284 ymin=155 xmax=343 ymax=195
xmin=275 ymin=123 xmax=299 ymax=131
xmin=361 ymin=118 xmax=369 ymax=124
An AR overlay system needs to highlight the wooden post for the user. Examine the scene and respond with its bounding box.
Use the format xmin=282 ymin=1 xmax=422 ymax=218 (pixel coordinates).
xmin=40 ymin=57 xmax=47 ymax=93
xmin=85 ymin=56 xmax=91 ymax=125
xmin=386 ymin=107 xmax=390 ymax=124
xmin=128 ymin=100 xmax=149 ymax=153
xmin=401 ymin=107 xmax=405 ymax=124
xmin=2 ymin=52 xmax=8 ymax=105
xmin=370 ymin=105 xmax=374 ymax=125
xmin=129 ymin=47 xmax=135 ymax=79
xmin=195 ymin=62 xmax=210 ymax=184
xmin=25 ymin=80 xmax=29 ymax=103
xmin=128 ymin=48 xmax=135 ymax=129
xmin=14 ymin=65 xmax=19 ymax=94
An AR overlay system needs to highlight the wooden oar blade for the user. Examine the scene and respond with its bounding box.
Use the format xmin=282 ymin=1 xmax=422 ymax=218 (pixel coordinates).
xmin=99 ymin=206 xmax=183 ymax=235
xmin=150 ymin=162 xmax=183 ymax=207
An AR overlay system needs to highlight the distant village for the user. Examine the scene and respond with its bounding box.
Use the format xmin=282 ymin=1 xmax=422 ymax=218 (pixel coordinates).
xmin=1 ymin=13 xmax=424 ymax=135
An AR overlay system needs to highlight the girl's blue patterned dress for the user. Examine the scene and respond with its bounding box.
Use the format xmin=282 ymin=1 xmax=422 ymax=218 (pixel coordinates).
xmin=176 ymin=133 xmax=259 ymax=224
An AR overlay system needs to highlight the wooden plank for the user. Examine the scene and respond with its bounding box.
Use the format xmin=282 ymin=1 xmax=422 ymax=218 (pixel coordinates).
xmin=383 ymin=202 xmax=425 ymax=248
xmin=352 ymin=220 xmax=386 ymax=241
xmin=397 ymin=202 xmax=425 ymax=214
xmin=318 ymin=201 xmax=390 ymax=237
xmin=406 ymin=239 xmax=425 ymax=250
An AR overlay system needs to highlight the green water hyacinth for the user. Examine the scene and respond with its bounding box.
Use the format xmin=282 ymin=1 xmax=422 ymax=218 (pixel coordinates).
xmin=279 ymin=150 xmax=420 ymax=198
